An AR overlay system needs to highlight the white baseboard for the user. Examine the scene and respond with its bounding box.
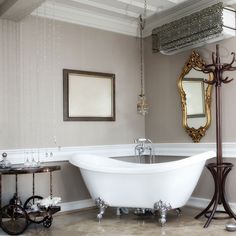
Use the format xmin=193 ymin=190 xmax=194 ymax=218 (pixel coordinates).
xmin=59 ymin=198 xmax=95 ymax=213
xmin=59 ymin=197 xmax=236 ymax=214
xmin=187 ymin=196 xmax=211 ymax=209
xmin=187 ymin=196 xmax=236 ymax=212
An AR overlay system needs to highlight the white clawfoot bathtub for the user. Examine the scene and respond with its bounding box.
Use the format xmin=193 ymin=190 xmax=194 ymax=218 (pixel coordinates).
xmin=70 ymin=151 xmax=215 ymax=225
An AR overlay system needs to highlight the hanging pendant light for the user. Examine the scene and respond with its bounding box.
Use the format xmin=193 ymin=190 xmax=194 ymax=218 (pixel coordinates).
xmin=137 ymin=1 xmax=149 ymax=116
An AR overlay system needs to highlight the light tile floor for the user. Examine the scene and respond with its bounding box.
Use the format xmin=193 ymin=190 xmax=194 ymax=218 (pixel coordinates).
xmin=0 ymin=207 xmax=235 ymax=235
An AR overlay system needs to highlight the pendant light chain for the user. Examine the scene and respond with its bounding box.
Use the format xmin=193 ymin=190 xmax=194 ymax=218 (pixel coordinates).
xmin=140 ymin=16 xmax=144 ymax=96
xmin=137 ymin=0 xmax=149 ymax=116
xmin=140 ymin=0 xmax=146 ymax=96
xmin=144 ymin=0 xmax=147 ymax=20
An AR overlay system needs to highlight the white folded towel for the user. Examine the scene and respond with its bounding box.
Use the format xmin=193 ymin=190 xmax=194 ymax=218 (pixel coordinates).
xmin=37 ymin=196 xmax=61 ymax=208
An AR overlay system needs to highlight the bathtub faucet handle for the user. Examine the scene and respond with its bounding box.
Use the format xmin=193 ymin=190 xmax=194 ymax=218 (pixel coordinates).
xmin=146 ymin=139 xmax=152 ymax=143
xmin=134 ymin=138 xmax=140 ymax=143
xmin=134 ymin=138 xmax=147 ymax=143
xmin=134 ymin=138 xmax=152 ymax=143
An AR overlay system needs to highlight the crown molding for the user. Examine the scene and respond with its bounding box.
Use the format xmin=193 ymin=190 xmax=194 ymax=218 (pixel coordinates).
xmin=116 ymin=0 xmax=157 ymax=12
xmin=31 ymin=0 xmax=230 ymax=38
xmin=31 ymin=0 xmax=234 ymax=37
xmin=31 ymin=1 xmax=138 ymax=37
xmin=68 ymin=0 xmax=139 ymax=18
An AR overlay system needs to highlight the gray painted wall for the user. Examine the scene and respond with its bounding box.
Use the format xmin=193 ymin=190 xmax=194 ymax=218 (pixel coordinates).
xmin=2 ymin=14 xmax=236 ymax=206
xmin=144 ymin=35 xmax=236 ymax=201
xmin=144 ymin=35 xmax=236 ymax=143
xmin=144 ymin=36 xmax=215 ymax=143
xmin=0 ymin=17 xmax=145 ymax=204
xmin=0 ymin=16 xmax=145 ymax=150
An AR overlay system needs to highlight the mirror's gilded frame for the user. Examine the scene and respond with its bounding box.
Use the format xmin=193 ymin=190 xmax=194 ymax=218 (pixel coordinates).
xmin=178 ymin=51 xmax=213 ymax=142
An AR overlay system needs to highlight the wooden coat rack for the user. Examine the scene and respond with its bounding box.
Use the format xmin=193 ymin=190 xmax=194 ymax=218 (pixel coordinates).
xmin=195 ymin=44 xmax=236 ymax=227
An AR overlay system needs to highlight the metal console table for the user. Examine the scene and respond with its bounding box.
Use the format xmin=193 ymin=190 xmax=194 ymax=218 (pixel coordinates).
xmin=0 ymin=165 xmax=61 ymax=235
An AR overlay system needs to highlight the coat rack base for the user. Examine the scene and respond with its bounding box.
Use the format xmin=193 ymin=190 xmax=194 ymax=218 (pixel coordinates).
xmin=195 ymin=162 xmax=236 ymax=228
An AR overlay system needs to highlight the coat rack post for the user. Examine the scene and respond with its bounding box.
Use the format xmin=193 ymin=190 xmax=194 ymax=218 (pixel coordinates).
xmin=215 ymin=44 xmax=223 ymax=167
xmin=195 ymin=44 xmax=236 ymax=227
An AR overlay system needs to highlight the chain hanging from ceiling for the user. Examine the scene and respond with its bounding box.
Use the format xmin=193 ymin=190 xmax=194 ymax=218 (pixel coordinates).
xmin=137 ymin=0 xmax=149 ymax=116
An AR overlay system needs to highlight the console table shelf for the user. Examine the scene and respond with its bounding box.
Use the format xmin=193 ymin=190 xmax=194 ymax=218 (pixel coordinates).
xmin=0 ymin=165 xmax=61 ymax=235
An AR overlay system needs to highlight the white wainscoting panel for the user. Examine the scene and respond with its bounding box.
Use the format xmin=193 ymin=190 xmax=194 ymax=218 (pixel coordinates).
xmin=1 ymin=142 xmax=236 ymax=164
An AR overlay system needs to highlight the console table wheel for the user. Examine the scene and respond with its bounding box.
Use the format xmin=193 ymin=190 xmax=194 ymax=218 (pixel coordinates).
xmin=24 ymin=195 xmax=44 ymax=224
xmin=43 ymin=216 xmax=53 ymax=228
xmin=1 ymin=204 xmax=28 ymax=235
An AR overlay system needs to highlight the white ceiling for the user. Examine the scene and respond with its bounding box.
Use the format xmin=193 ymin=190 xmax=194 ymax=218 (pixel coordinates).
xmin=32 ymin=0 xmax=236 ymax=37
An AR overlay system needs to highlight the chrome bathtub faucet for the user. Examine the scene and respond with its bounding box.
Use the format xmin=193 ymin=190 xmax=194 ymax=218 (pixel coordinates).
xmin=134 ymin=138 xmax=155 ymax=163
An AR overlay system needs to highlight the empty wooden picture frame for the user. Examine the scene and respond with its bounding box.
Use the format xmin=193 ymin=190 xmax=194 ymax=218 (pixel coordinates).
xmin=63 ymin=69 xmax=115 ymax=121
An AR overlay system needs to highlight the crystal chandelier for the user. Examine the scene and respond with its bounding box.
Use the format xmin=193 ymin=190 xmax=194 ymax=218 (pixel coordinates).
xmin=137 ymin=0 xmax=149 ymax=116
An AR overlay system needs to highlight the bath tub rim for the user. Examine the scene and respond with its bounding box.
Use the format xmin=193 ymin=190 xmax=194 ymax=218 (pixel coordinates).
xmin=69 ymin=150 xmax=216 ymax=174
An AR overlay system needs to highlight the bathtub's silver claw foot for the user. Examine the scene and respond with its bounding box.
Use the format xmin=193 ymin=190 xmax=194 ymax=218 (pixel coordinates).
xmin=175 ymin=208 xmax=181 ymax=217
xmin=95 ymin=197 xmax=108 ymax=222
xmin=154 ymin=200 xmax=172 ymax=226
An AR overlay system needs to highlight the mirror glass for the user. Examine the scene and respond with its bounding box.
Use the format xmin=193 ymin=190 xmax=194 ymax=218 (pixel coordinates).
xmin=178 ymin=51 xmax=213 ymax=142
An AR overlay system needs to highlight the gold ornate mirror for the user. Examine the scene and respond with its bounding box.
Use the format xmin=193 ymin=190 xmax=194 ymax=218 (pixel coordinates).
xmin=178 ymin=51 xmax=213 ymax=142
